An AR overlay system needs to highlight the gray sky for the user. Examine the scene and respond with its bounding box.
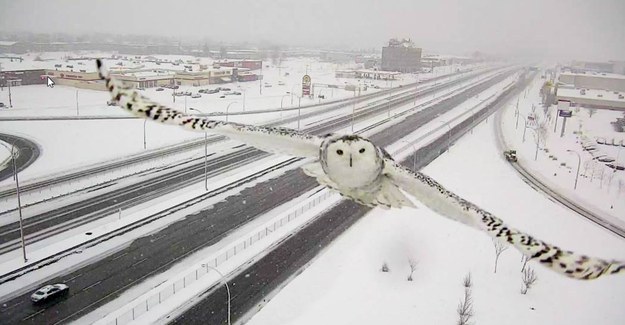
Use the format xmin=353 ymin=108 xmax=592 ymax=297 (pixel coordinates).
xmin=1 ymin=0 xmax=624 ymax=60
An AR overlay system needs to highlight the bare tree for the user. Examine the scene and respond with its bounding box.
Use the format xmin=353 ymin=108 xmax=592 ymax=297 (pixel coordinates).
xmin=463 ymin=272 xmax=472 ymax=289
xmin=457 ymin=277 xmax=474 ymax=325
xmin=521 ymin=255 xmax=530 ymax=273
xmin=492 ymin=239 xmax=509 ymax=273
xmin=381 ymin=262 xmax=390 ymax=273
xmin=407 ymin=258 xmax=418 ymax=281
xmin=520 ymin=266 xmax=538 ymax=294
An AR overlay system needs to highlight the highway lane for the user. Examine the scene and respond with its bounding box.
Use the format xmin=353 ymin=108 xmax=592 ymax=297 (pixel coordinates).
xmin=0 ymin=69 xmax=516 ymax=324
xmin=173 ymin=71 xmax=529 ymax=325
xmin=0 ymin=133 xmax=40 ymax=183
xmin=0 ymin=69 xmax=468 ymax=199
xmin=0 ymin=68 xmax=500 ymax=248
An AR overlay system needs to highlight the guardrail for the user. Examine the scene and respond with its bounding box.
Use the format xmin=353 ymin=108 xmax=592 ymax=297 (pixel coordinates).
xmin=101 ymin=189 xmax=333 ymax=325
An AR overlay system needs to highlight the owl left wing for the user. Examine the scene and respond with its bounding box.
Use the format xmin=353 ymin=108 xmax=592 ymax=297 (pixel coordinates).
xmin=384 ymin=160 xmax=625 ymax=280
xmin=96 ymin=59 xmax=326 ymax=158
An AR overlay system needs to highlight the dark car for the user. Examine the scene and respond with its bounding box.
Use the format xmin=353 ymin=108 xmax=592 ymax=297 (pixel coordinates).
xmin=220 ymin=87 xmax=231 ymax=91
xmin=156 ymin=88 xmax=164 ymax=91
xmin=31 ymin=284 xmax=69 ymax=304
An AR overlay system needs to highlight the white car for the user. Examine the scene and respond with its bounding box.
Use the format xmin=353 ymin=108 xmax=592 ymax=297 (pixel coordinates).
xmin=31 ymin=283 xmax=69 ymax=303
xmin=191 ymin=93 xmax=202 ymax=98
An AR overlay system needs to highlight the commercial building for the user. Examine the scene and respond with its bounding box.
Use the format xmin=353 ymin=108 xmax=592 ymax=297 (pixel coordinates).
xmin=558 ymin=72 xmax=625 ymax=92
xmin=556 ymin=71 xmax=625 ymax=110
xmin=214 ymin=60 xmax=262 ymax=71
xmin=381 ymin=38 xmax=422 ymax=73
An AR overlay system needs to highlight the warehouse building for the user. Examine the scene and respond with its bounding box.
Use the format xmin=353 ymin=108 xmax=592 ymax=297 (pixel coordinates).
xmin=381 ymin=38 xmax=422 ymax=73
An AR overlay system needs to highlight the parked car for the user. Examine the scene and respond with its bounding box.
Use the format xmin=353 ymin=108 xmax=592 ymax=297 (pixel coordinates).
xmin=31 ymin=284 xmax=69 ymax=304
xmin=219 ymin=95 xmax=226 ymax=98
xmin=0 ymin=102 xmax=5 ymax=108
xmin=171 ymin=85 xmax=180 ymax=89
xmin=278 ymin=81 xmax=285 ymax=86
xmin=107 ymin=100 xmax=117 ymax=106
xmin=136 ymin=87 xmax=145 ymax=91
xmin=606 ymin=163 xmax=625 ymax=171
xmin=156 ymin=88 xmax=164 ymax=91
xmin=207 ymin=89 xmax=220 ymax=94
xmin=191 ymin=93 xmax=202 ymax=98
xmin=598 ymin=157 xmax=615 ymax=163
xmin=220 ymin=87 xmax=231 ymax=91
xmin=264 ymin=83 xmax=272 ymax=88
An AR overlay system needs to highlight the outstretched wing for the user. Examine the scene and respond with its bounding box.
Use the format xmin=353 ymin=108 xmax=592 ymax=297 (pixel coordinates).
xmin=385 ymin=160 xmax=625 ymax=280
xmin=96 ymin=59 xmax=325 ymax=158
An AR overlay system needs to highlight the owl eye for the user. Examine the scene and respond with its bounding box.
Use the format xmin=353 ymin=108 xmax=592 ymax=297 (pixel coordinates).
xmin=359 ymin=148 xmax=365 ymax=153
xmin=336 ymin=149 xmax=344 ymax=155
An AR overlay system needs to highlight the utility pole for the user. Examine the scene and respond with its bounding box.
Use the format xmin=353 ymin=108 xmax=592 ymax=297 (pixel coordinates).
xmin=10 ymin=145 xmax=27 ymax=262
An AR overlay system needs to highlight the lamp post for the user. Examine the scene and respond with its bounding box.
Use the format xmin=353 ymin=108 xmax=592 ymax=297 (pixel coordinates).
xmin=529 ymin=129 xmax=541 ymax=161
xmin=225 ymin=101 xmax=238 ymax=122
xmin=438 ymin=120 xmax=452 ymax=152
xmin=143 ymin=119 xmax=148 ymax=149
xmin=1 ymin=142 xmax=27 ymax=262
xmin=189 ymin=108 xmax=208 ymax=191
xmin=280 ymin=95 xmax=289 ymax=121
xmin=202 ymin=264 xmax=231 ymax=325
xmin=402 ymin=140 xmax=418 ymax=171
xmin=566 ymin=149 xmax=581 ymax=190
xmin=517 ymin=114 xmax=528 ymax=143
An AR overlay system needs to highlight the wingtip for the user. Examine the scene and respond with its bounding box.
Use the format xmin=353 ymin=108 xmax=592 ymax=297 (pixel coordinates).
xmin=95 ymin=59 xmax=106 ymax=80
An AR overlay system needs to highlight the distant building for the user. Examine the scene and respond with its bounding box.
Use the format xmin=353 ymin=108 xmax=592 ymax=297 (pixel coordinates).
xmin=381 ymin=38 xmax=422 ymax=73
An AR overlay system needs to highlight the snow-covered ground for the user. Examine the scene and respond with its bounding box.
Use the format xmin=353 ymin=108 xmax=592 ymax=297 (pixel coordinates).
xmin=72 ymin=70 xmax=519 ymax=325
xmin=245 ymin=93 xmax=625 ymax=325
xmin=500 ymin=75 xmax=625 ymax=224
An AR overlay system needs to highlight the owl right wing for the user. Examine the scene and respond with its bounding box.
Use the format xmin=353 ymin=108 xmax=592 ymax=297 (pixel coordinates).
xmin=96 ymin=59 xmax=328 ymax=158
xmin=385 ymin=160 xmax=625 ymax=280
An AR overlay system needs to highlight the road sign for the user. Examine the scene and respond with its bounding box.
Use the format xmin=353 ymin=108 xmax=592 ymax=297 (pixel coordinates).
xmin=302 ymin=75 xmax=311 ymax=96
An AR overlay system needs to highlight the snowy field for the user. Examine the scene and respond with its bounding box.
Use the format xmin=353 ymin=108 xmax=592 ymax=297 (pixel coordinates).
xmin=246 ymin=99 xmax=625 ymax=325
xmin=500 ymin=75 xmax=625 ymax=223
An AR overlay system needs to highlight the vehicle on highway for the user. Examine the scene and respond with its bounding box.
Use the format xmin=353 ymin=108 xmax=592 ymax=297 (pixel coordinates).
xmin=504 ymin=150 xmax=517 ymax=162
xmin=31 ymin=284 xmax=69 ymax=304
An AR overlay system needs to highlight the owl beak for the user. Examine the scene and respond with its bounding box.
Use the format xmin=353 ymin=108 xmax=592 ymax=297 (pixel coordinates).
xmin=349 ymin=154 xmax=353 ymax=167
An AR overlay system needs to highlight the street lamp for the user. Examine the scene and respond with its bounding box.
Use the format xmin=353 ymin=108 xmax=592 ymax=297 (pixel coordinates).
xmin=437 ymin=120 xmax=452 ymax=152
xmin=202 ymin=264 xmax=231 ymax=325
xmin=566 ymin=149 xmax=581 ymax=190
xmin=517 ymin=114 xmax=528 ymax=143
xmin=0 ymin=142 xmax=27 ymax=262
xmin=280 ymin=95 xmax=290 ymax=121
xmin=529 ymin=129 xmax=541 ymax=161
xmin=189 ymin=108 xmax=209 ymax=191
xmin=143 ymin=119 xmax=148 ymax=149
xmin=401 ymin=140 xmax=418 ymax=171
xmin=225 ymin=101 xmax=238 ymax=122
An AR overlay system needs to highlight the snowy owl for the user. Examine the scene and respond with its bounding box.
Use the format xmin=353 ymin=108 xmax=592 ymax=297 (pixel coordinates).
xmin=96 ymin=59 xmax=625 ymax=280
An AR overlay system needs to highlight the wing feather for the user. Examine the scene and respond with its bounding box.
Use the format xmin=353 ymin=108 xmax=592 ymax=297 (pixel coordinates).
xmin=96 ymin=59 xmax=324 ymax=158
xmin=385 ymin=160 xmax=625 ymax=280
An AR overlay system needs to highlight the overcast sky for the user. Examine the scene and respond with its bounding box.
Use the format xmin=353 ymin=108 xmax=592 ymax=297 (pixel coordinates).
xmin=1 ymin=0 xmax=624 ymax=60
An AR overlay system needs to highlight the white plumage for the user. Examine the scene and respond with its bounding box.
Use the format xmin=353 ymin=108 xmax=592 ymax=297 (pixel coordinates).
xmin=96 ymin=59 xmax=625 ymax=280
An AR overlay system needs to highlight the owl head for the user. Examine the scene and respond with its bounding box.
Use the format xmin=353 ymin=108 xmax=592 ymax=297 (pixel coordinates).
xmin=321 ymin=135 xmax=383 ymax=188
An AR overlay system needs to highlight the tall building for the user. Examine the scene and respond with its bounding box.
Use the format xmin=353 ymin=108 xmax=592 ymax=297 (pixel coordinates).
xmin=381 ymin=38 xmax=422 ymax=73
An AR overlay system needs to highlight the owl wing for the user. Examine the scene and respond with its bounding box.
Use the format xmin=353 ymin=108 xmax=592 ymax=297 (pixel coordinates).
xmin=96 ymin=59 xmax=326 ymax=158
xmin=384 ymin=159 xmax=625 ymax=280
